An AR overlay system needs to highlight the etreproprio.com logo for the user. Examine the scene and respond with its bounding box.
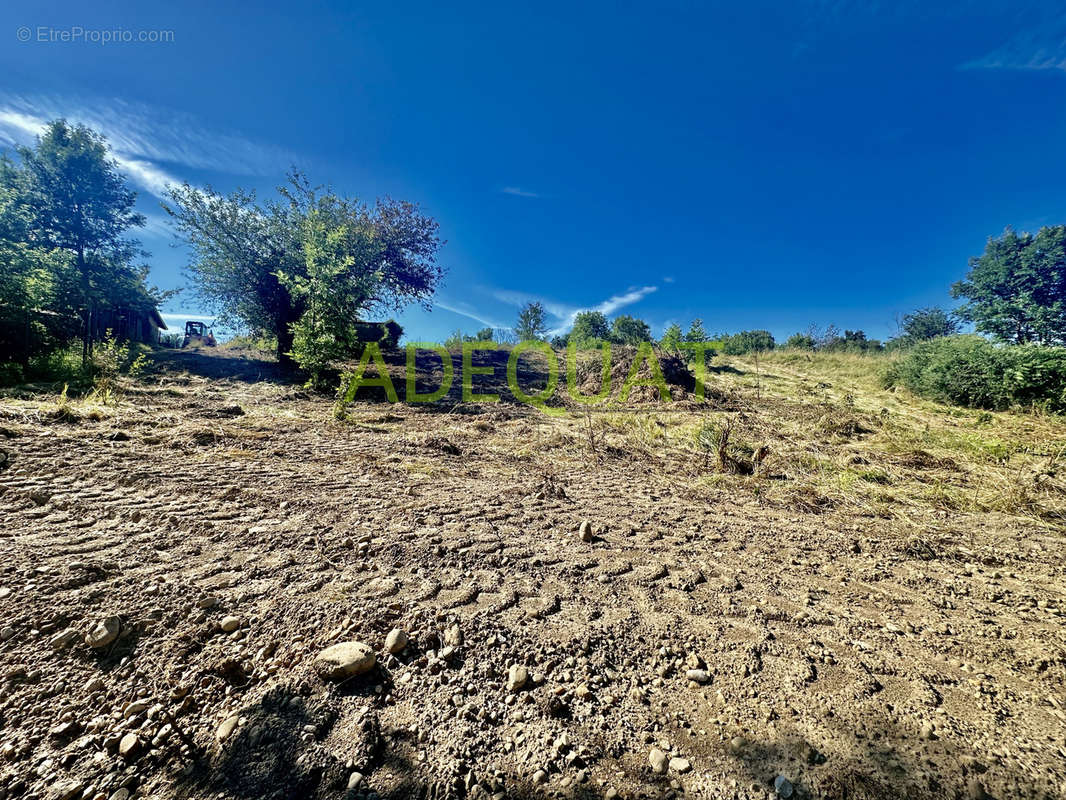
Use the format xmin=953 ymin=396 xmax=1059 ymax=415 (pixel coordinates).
xmin=16 ymin=26 xmax=175 ymax=44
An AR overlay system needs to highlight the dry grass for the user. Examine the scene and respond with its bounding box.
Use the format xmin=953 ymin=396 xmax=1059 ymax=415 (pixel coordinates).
xmin=461 ymin=349 xmax=1066 ymax=531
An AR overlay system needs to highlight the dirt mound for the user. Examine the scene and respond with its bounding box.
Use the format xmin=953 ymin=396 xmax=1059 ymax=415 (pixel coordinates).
xmin=571 ymin=346 xmax=695 ymax=404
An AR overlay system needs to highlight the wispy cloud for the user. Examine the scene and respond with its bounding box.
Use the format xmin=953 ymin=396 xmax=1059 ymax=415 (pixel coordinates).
xmin=960 ymin=13 xmax=1066 ymax=72
xmin=434 ymin=299 xmax=510 ymax=330
xmin=595 ymin=285 xmax=657 ymax=316
xmin=487 ymin=284 xmax=659 ymax=336
xmin=0 ymin=93 xmax=293 ymax=197
xmin=501 ymin=186 xmax=541 ymax=198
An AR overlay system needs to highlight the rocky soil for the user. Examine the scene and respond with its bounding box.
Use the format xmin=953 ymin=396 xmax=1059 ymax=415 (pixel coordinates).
xmin=0 ymin=349 xmax=1064 ymax=800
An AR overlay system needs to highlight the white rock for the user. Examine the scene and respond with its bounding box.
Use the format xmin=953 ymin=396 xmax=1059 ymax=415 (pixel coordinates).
xmin=669 ymin=757 xmax=691 ymax=773
xmin=314 ymin=641 xmax=376 ymax=681
xmin=649 ymin=747 xmax=668 ymax=774
xmin=220 ymin=616 xmax=241 ymax=633
xmin=216 ymin=715 xmax=239 ymax=741
xmin=85 ymin=616 xmax=121 ymax=649
xmin=384 ymin=628 xmax=408 ymax=654
xmin=506 ymin=664 xmax=528 ymax=692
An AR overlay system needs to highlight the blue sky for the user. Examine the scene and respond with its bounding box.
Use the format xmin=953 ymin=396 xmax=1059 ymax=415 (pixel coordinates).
xmin=2 ymin=1 xmax=1066 ymax=342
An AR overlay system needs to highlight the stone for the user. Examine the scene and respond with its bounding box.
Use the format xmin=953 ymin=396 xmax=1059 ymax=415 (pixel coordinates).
xmin=774 ymin=775 xmax=794 ymax=798
xmin=220 ymin=615 xmax=241 ymax=633
xmin=967 ymin=778 xmax=987 ymax=800
xmin=124 ymin=700 xmax=149 ymax=718
xmin=109 ymin=789 xmax=131 ymax=800
xmin=50 ymin=628 xmax=80 ymax=652
xmin=314 ymin=642 xmax=376 ymax=681
xmin=579 ymin=520 xmax=594 ymax=542
xmin=669 ymin=757 xmax=691 ymax=774
xmin=532 ymin=770 xmax=548 ymax=785
xmin=385 ymin=628 xmax=408 ymax=654
xmin=118 ymin=733 xmax=141 ymax=760
xmin=85 ymin=616 xmax=121 ymax=649
xmin=52 ymin=780 xmax=85 ymax=800
xmin=196 ymin=596 xmax=218 ymax=609
xmin=347 ymin=772 xmax=364 ymax=791
xmin=217 ymin=715 xmax=239 ymax=741
xmin=0 ymin=626 xmax=14 ymax=641
xmin=444 ymin=624 xmax=463 ymax=647
xmin=919 ymin=721 xmax=936 ymax=740
xmin=685 ymin=669 xmax=710 ymax=684
xmin=649 ymin=747 xmax=668 ymax=774
xmin=506 ymin=664 xmax=528 ymax=692
xmin=50 ymin=721 xmax=81 ymax=739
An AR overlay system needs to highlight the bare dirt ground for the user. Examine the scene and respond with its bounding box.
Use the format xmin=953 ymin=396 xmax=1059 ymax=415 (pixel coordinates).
xmin=0 ymin=346 xmax=1064 ymax=800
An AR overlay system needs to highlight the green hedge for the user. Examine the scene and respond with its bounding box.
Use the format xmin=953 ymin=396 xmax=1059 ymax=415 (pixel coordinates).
xmin=883 ymin=335 xmax=1066 ymax=412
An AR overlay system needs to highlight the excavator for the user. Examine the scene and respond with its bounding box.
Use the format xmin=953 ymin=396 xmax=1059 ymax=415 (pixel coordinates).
xmin=182 ymin=320 xmax=217 ymax=348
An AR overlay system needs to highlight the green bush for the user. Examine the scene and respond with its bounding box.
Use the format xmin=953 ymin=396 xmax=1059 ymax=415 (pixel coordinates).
xmin=883 ymin=335 xmax=1066 ymax=412
xmin=719 ymin=330 xmax=775 ymax=354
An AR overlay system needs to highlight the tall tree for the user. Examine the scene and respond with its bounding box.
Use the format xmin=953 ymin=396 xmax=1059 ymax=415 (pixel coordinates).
xmin=685 ymin=318 xmax=708 ymax=343
xmin=569 ymin=310 xmax=611 ymax=348
xmin=610 ymin=314 xmax=652 ymax=345
xmin=514 ymin=301 xmax=548 ymax=342
xmin=896 ymin=307 xmax=959 ymax=344
xmin=11 ymin=120 xmax=148 ymax=361
xmin=164 ymin=172 xmax=444 ymax=370
xmin=659 ymin=322 xmax=683 ymax=352
xmin=952 ymin=226 xmax=1066 ymax=345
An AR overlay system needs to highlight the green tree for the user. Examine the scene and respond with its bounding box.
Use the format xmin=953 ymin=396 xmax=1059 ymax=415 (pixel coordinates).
xmin=895 ymin=307 xmax=959 ymax=346
xmin=785 ymin=332 xmax=815 ymax=349
xmin=952 ymin=226 xmax=1066 ymax=345
xmin=8 ymin=121 xmax=152 ymax=362
xmin=514 ymin=301 xmax=548 ymax=342
xmin=277 ymin=208 xmax=377 ymax=386
xmin=610 ymin=314 xmax=652 ymax=345
xmin=721 ymin=329 xmax=775 ymax=354
xmin=569 ymin=310 xmax=611 ymax=348
xmin=164 ymin=171 xmax=443 ymax=370
xmin=685 ymin=318 xmax=708 ymax=343
xmin=659 ymin=323 xmax=683 ymax=352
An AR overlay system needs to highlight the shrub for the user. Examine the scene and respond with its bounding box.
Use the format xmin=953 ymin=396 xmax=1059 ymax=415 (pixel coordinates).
xmin=785 ymin=333 xmax=815 ymax=349
xmin=720 ymin=330 xmax=775 ymax=355
xmin=883 ymin=335 xmax=1066 ymax=411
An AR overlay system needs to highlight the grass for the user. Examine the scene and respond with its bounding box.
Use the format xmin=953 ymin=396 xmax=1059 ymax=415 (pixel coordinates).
xmin=464 ymin=348 xmax=1066 ymax=530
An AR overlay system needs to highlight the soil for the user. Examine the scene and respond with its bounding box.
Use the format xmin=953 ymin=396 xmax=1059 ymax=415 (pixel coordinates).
xmin=0 ymin=348 xmax=1063 ymax=800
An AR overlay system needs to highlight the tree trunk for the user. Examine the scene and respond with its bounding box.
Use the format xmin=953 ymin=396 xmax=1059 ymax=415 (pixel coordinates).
xmin=276 ymin=318 xmax=297 ymax=372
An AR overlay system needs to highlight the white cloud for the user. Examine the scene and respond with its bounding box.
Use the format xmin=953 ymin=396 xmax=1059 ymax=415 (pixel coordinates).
xmin=501 ymin=186 xmax=541 ymax=198
xmin=595 ymin=285 xmax=658 ymax=316
xmin=0 ymin=93 xmax=293 ymax=198
xmin=434 ymin=299 xmax=509 ymax=330
xmin=960 ymin=13 xmax=1066 ymax=72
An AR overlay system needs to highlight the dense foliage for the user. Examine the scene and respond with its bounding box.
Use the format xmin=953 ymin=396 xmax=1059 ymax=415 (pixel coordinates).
xmin=952 ymin=226 xmax=1066 ymax=345
xmin=884 ymin=335 xmax=1066 ymax=412
xmin=719 ymin=329 xmax=775 ymax=354
xmin=164 ymin=172 xmax=443 ymax=375
xmin=0 ymin=121 xmax=161 ymax=369
xmin=895 ymin=307 xmax=959 ymax=344
xmin=610 ymin=314 xmax=653 ymax=345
